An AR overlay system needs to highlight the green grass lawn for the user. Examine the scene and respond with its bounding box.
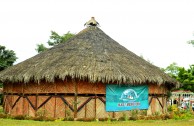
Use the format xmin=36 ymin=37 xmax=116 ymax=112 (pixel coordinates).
xmin=1 ymin=105 xmax=194 ymax=126
xmin=0 ymin=118 xmax=194 ymax=126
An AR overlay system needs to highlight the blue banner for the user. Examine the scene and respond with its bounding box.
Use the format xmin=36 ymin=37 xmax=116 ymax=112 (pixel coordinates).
xmin=106 ymin=84 xmax=148 ymax=111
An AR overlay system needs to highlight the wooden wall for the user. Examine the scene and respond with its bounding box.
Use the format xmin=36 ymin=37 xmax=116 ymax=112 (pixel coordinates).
xmin=3 ymin=80 xmax=169 ymax=118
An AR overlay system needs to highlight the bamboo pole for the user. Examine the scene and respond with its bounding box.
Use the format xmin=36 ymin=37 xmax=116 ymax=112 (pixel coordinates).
xmin=54 ymin=83 xmax=57 ymax=118
xmin=85 ymin=103 xmax=87 ymax=118
xmin=35 ymin=83 xmax=38 ymax=112
xmin=94 ymin=83 xmax=96 ymax=118
xmin=22 ymin=83 xmax=24 ymax=115
xmin=95 ymin=95 xmax=97 ymax=118
xmin=73 ymin=79 xmax=78 ymax=118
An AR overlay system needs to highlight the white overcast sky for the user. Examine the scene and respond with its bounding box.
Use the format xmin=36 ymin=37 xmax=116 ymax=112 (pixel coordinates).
xmin=1 ymin=0 xmax=194 ymax=68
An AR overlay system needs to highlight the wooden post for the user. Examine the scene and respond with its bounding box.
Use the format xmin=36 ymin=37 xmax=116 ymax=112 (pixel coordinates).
xmin=35 ymin=83 xmax=38 ymax=112
xmin=94 ymin=84 xmax=97 ymax=119
xmin=85 ymin=103 xmax=87 ymax=118
xmin=113 ymin=112 xmax=115 ymax=118
xmin=162 ymin=95 xmax=164 ymax=113
xmin=73 ymin=79 xmax=78 ymax=118
xmin=11 ymin=83 xmax=13 ymax=112
xmin=95 ymin=95 xmax=97 ymax=119
xmin=22 ymin=83 xmax=24 ymax=115
xmin=54 ymin=83 xmax=57 ymax=118
xmin=35 ymin=95 xmax=38 ymax=111
xmin=65 ymin=102 xmax=67 ymax=117
xmin=54 ymin=96 xmax=56 ymax=118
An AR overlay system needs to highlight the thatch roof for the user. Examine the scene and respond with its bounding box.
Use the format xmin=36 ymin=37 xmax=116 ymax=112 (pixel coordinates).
xmin=0 ymin=27 xmax=178 ymax=87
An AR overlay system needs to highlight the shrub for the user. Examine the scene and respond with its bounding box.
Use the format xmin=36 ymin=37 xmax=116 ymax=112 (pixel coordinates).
xmin=161 ymin=113 xmax=173 ymax=120
xmin=30 ymin=116 xmax=55 ymax=121
xmin=168 ymin=105 xmax=194 ymax=120
xmin=35 ymin=109 xmax=47 ymax=117
xmin=0 ymin=105 xmax=3 ymax=114
xmin=173 ymin=109 xmax=193 ymax=120
xmin=13 ymin=115 xmax=26 ymax=120
xmin=168 ymin=105 xmax=178 ymax=112
xmin=98 ymin=117 xmax=108 ymax=121
xmin=63 ymin=117 xmax=74 ymax=121
xmin=110 ymin=118 xmax=118 ymax=121
xmin=75 ymin=118 xmax=95 ymax=122
xmin=119 ymin=112 xmax=129 ymax=121
xmin=137 ymin=115 xmax=145 ymax=120
xmin=0 ymin=113 xmax=8 ymax=118
xmin=140 ymin=110 xmax=147 ymax=116
xmin=129 ymin=109 xmax=139 ymax=120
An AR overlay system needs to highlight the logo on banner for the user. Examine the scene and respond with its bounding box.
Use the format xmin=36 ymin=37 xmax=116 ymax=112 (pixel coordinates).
xmin=120 ymin=89 xmax=138 ymax=101
xmin=106 ymin=84 xmax=148 ymax=111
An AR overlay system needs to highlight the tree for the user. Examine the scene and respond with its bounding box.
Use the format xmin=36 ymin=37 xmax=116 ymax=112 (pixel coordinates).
xmin=176 ymin=65 xmax=194 ymax=92
xmin=187 ymin=32 xmax=194 ymax=46
xmin=163 ymin=63 xmax=194 ymax=92
xmin=0 ymin=45 xmax=17 ymax=71
xmin=36 ymin=31 xmax=75 ymax=53
xmin=162 ymin=62 xmax=180 ymax=78
xmin=188 ymin=40 xmax=194 ymax=46
xmin=0 ymin=45 xmax=17 ymax=89
xmin=35 ymin=43 xmax=48 ymax=53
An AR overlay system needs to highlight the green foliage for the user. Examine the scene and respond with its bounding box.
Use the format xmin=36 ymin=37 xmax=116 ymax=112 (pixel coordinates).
xmin=187 ymin=32 xmax=194 ymax=46
xmin=47 ymin=31 xmax=75 ymax=46
xmin=167 ymin=105 xmax=194 ymax=120
xmin=162 ymin=62 xmax=180 ymax=78
xmin=0 ymin=105 xmax=3 ymax=114
xmin=36 ymin=31 xmax=75 ymax=53
xmin=163 ymin=63 xmax=194 ymax=92
xmin=118 ymin=112 xmax=128 ymax=121
xmin=177 ymin=65 xmax=194 ymax=92
xmin=167 ymin=91 xmax=172 ymax=100
xmin=0 ymin=45 xmax=17 ymax=71
xmin=187 ymin=40 xmax=194 ymax=46
xmin=129 ymin=109 xmax=139 ymax=120
xmin=12 ymin=115 xmax=26 ymax=120
xmin=0 ymin=83 xmax=2 ymax=105
xmin=35 ymin=43 xmax=48 ymax=53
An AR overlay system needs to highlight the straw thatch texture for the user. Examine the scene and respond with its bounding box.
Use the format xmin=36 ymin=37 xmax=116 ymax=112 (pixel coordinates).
xmin=0 ymin=27 xmax=177 ymax=86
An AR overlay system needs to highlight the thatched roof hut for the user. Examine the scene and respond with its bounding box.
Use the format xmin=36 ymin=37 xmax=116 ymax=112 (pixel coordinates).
xmin=0 ymin=27 xmax=178 ymax=119
xmin=0 ymin=27 xmax=177 ymax=86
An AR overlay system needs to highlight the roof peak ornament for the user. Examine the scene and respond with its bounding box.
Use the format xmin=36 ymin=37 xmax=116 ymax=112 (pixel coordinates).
xmin=84 ymin=17 xmax=99 ymax=27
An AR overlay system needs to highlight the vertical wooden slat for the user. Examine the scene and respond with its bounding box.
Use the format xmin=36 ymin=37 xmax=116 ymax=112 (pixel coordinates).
xmin=27 ymin=99 xmax=30 ymax=116
xmin=22 ymin=96 xmax=24 ymax=115
xmin=73 ymin=80 xmax=78 ymax=118
xmin=65 ymin=101 xmax=67 ymax=117
xmin=22 ymin=83 xmax=24 ymax=115
xmin=35 ymin=95 xmax=38 ymax=111
xmin=85 ymin=104 xmax=87 ymax=118
xmin=54 ymin=83 xmax=57 ymax=118
xmin=96 ymin=98 xmax=108 ymax=118
xmin=3 ymin=95 xmax=7 ymax=113
xmin=94 ymin=95 xmax=97 ymax=118
xmin=113 ymin=112 xmax=115 ymax=118
xmin=54 ymin=96 xmax=56 ymax=118
xmin=35 ymin=84 xmax=38 ymax=112
xmin=162 ymin=96 xmax=164 ymax=113
xmin=94 ymin=83 xmax=97 ymax=118
xmin=2 ymin=95 xmax=6 ymax=110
